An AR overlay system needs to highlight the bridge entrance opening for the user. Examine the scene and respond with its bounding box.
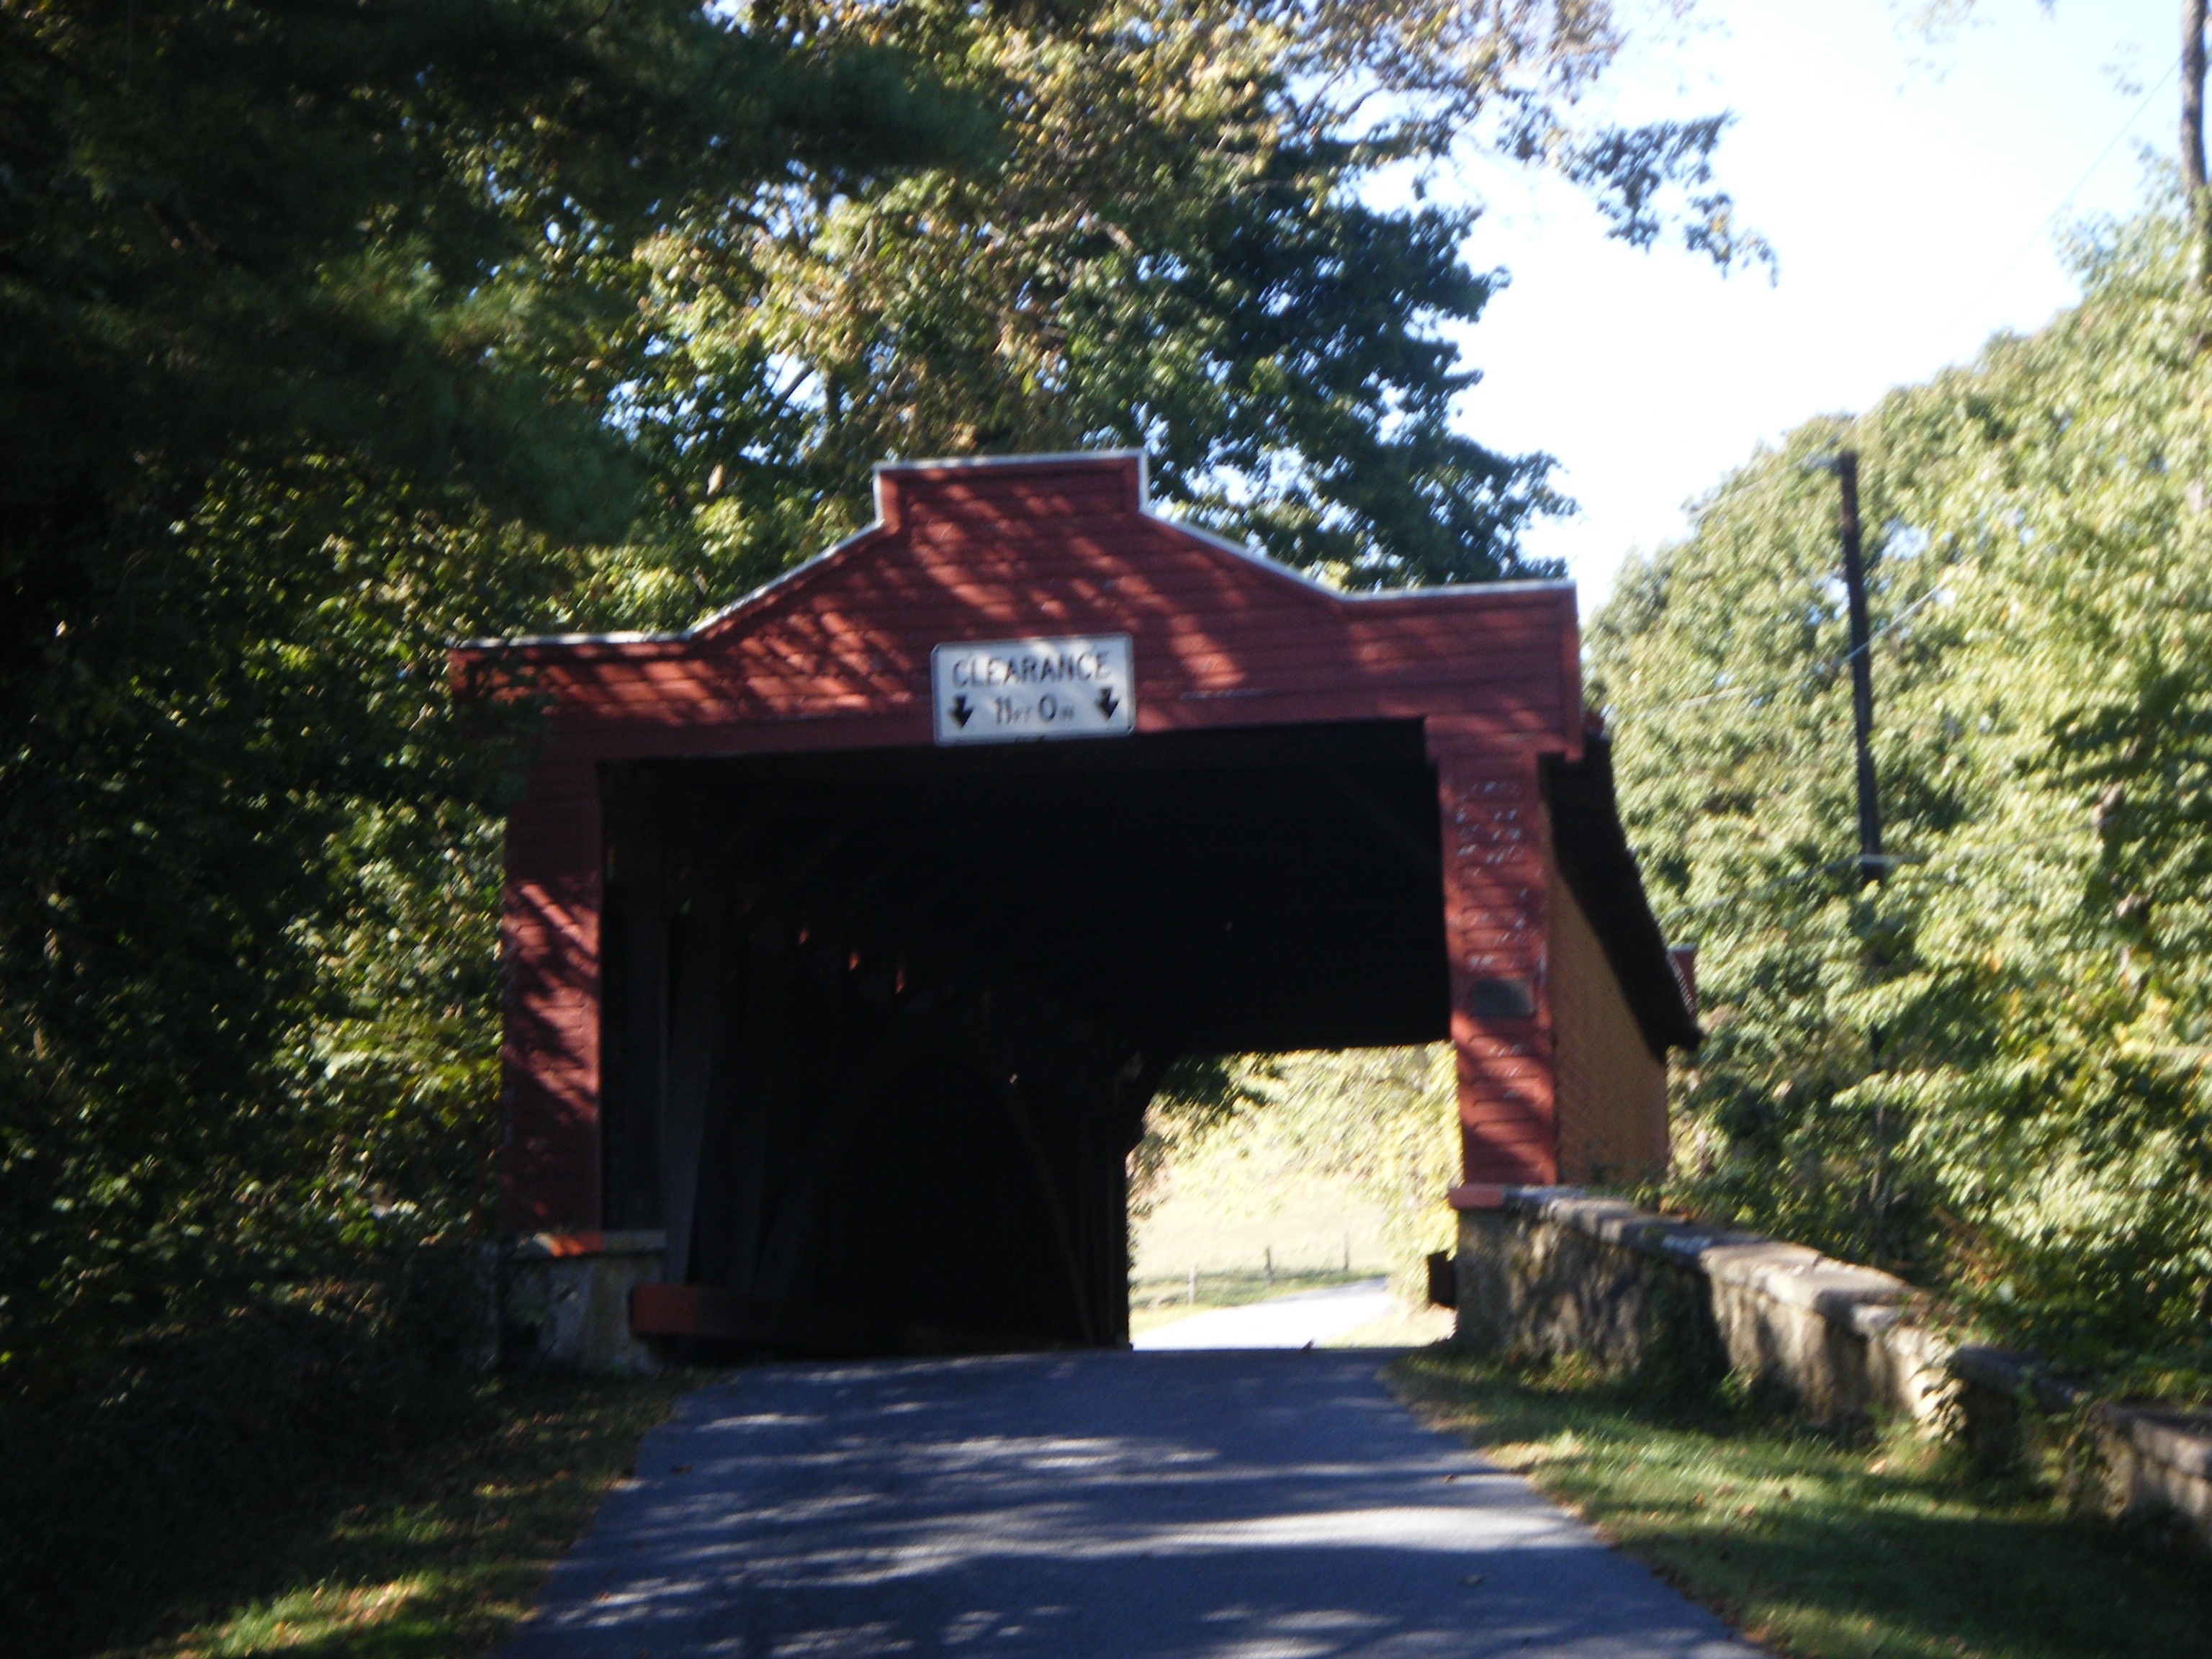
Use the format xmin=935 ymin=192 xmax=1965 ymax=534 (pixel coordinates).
xmin=596 ymin=721 xmax=1447 ymax=1351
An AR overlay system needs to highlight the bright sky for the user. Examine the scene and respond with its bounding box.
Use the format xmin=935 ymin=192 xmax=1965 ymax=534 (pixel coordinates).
xmin=1446 ymin=0 xmax=2180 ymax=611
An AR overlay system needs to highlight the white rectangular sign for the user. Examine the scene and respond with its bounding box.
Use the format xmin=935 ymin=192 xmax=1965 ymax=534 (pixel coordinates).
xmin=931 ymin=634 xmax=1135 ymax=745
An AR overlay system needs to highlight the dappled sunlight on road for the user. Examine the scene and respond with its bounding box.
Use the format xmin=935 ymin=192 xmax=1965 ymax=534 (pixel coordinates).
xmin=505 ymin=1352 xmax=1760 ymax=1658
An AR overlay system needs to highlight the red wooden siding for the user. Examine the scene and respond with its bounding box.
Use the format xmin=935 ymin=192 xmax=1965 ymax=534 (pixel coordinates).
xmin=500 ymin=758 xmax=603 ymax=1231
xmin=1428 ymin=732 xmax=1557 ymax=1187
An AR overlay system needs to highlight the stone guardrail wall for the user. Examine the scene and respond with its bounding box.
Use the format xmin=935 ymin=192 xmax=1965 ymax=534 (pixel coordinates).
xmin=1452 ymin=1187 xmax=2212 ymax=1550
xmin=497 ymin=1230 xmax=667 ymax=1375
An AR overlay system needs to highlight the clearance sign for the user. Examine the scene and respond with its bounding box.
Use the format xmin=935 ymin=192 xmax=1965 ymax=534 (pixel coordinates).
xmin=930 ymin=634 xmax=1136 ymax=745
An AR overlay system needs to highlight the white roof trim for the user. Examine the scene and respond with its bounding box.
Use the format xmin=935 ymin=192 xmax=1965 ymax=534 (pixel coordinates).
xmin=453 ymin=628 xmax=680 ymax=649
xmin=456 ymin=518 xmax=889 ymax=652
xmin=873 ymin=446 xmax=1149 ymax=482
xmin=682 ymin=519 xmax=886 ymax=637
xmin=454 ymin=449 xmax=1573 ymax=651
xmin=1142 ymin=503 xmax=1573 ymax=603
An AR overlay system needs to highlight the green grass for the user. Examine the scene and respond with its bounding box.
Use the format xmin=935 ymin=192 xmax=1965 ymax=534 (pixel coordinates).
xmin=92 ymin=1326 xmax=2205 ymax=1659
xmin=1393 ymin=1350 xmax=2212 ymax=1659
xmin=104 ymin=1372 xmax=697 ymax=1659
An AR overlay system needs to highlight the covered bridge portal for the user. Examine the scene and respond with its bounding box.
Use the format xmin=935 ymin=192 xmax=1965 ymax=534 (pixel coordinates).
xmin=459 ymin=453 xmax=1696 ymax=1356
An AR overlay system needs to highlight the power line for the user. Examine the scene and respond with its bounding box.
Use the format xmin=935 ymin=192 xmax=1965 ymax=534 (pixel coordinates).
xmin=1653 ymin=855 xmax=1862 ymax=923
xmin=1652 ymin=821 xmax=2093 ymax=926
xmin=1614 ymin=581 xmax=1950 ymax=727
xmin=1939 ymin=51 xmax=2182 ymax=351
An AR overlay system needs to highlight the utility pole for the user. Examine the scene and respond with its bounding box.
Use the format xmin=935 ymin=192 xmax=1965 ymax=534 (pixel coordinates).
xmin=1835 ymin=450 xmax=1883 ymax=885
xmin=1834 ymin=450 xmax=1891 ymax=1265
xmin=2188 ymin=0 xmax=2211 ymax=289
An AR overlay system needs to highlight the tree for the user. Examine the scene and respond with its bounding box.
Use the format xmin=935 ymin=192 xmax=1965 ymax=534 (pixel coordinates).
xmin=0 ymin=0 xmax=976 ymax=1391
xmin=1 ymin=0 xmax=1762 ymax=1393
xmin=623 ymin=0 xmax=1766 ymax=599
xmin=1590 ymin=204 xmax=2212 ymax=1389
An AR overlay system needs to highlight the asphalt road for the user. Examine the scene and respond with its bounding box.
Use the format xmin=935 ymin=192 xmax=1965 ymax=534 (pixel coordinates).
xmin=505 ymin=1350 xmax=1761 ymax=1658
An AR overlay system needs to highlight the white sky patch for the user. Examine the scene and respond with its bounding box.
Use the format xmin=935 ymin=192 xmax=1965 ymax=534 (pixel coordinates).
xmin=1415 ymin=0 xmax=2175 ymax=613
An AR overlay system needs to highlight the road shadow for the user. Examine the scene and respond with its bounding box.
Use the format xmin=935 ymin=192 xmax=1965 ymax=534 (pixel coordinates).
xmin=505 ymin=1349 xmax=1758 ymax=1658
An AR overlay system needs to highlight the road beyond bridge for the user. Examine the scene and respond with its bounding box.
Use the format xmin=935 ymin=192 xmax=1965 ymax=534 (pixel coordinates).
xmin=504 ymin=1352 xmax=1758 ymax=1659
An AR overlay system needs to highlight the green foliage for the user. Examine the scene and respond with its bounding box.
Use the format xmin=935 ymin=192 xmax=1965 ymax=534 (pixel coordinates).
xmin=1 ymin=1318 xmax=691 ymax=1659
xmin=0 ymin=1253 xmax=490 ymax=1658
xmin=633 ymin=0 xmax=1544 ymax=589
xmin=1128 ymin=1054 xmax=1259 ymax=1224
xmin=629 ymin=0 xmax=1766 ymax=592
xmin=1591 ymin=203 xmax=2212 ymax=1392
xmin=0 ymin=0 xmax=974 ymax=1394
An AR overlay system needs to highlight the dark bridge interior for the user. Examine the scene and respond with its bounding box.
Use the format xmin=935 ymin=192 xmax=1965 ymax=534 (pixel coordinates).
xmin=601 ymin=719 xmax=1449 ymax=1354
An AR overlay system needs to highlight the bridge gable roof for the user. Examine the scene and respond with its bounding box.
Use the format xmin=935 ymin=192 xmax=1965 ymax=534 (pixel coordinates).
xmin=452 ymin=451 xmax=1582 ymax=759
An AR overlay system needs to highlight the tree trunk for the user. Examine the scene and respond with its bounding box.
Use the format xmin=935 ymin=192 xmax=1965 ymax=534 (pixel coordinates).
xmin=2186 ymin=0 xmax=2210 ymax=287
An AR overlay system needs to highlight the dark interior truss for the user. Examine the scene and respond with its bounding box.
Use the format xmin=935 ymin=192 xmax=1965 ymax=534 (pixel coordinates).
xmin=597 ymin=719 xmax=1450 ymax=1354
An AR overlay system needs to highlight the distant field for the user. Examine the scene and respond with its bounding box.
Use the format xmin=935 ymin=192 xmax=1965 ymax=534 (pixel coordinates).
xmin=1130 ymin=1164 xmax=1392 ymax=1287
xmin=1129 ymin=1162 xmax=1426 ymax=1337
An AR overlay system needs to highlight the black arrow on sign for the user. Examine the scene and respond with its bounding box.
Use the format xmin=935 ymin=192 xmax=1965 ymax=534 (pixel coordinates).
xmin=1095 ymin=688 xmax=1119 ymax=719
xmin=949 ymin=695 xmax=974 ymax=728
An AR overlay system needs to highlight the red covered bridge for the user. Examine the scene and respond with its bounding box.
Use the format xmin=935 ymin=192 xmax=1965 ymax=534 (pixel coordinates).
xmin=456 ymin=451 xmax=1696 ymax=1354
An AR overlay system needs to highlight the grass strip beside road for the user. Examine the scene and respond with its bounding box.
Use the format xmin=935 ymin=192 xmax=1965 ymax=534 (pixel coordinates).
xmin=108 ymin=1373 xmax=696 ymax=1659
xmin=1393 ymin=1350 xmax=2212 ymax=1659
